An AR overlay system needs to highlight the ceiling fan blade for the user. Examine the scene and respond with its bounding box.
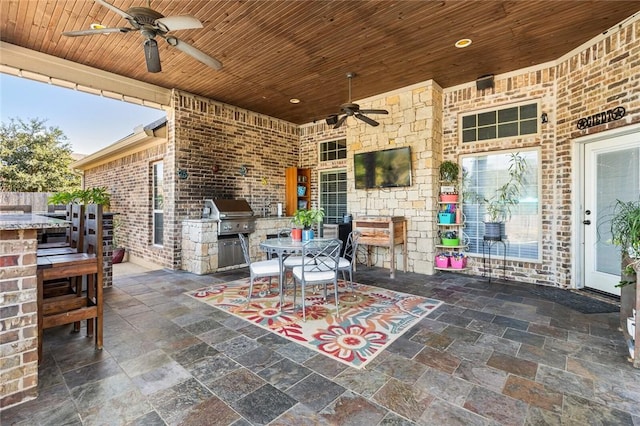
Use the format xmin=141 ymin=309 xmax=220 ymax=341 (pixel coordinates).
xmin=164 ymin=36 xmax=222 ymax=70
xmin=144 ymin=39 xmax=162 ymax=73
xmin=333 ymin=115 xmax=348 ymax=129
xmin=355 ymin=113 xmax=379 ymax=126
xmin=95 ymin=0 xmax=135 ymax=20
xmin=359 ymin=109 xmax=389 ymax=115
xmin=62 ymin=27 xmax=132 ymax=37
xmin=155 ymin=16 xmax=203 ymax=32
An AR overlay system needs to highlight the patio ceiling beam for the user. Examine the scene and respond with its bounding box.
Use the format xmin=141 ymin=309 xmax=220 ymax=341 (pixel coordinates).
xmin=0 ymin=42 xmax=171 ymax=110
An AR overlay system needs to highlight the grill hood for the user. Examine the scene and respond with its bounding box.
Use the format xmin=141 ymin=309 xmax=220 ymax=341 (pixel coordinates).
xmin=203 ymin=199 xmax=254 ymax=220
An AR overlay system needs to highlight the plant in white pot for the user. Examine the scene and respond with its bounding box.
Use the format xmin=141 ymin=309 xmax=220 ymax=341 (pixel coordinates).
xmin=292 ymin=207 xmax=325 ymax=241
xmin=464 ymin=152 xmax=527 ymax=240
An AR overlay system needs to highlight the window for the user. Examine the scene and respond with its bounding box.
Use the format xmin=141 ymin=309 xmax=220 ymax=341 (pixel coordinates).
xmin=320 ymin=169 xmax=347 ymax=224
xmin=461 ymin=102 xmax=538 ymax=143
xmin=152 ymin=161 xmax=163 ymax=246
xmin=320 ymin=139 xmax=347 ymax=162
xmin=462 ymin=149 xmax=540 ymax=261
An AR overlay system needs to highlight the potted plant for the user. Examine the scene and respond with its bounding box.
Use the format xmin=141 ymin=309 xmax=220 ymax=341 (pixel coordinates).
xmin=609 ymin=198 xmax=640 ymax=355
xmin=465 ymin=152 xmax=527 ymax=240
xmin=439 ymin=160 xmax=460 ymax=182
xmin=292 ymin=207 xmax=325 ymax=241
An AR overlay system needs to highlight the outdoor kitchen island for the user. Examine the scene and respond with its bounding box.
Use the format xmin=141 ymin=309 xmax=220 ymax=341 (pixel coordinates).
xmin=181 ymin=216 xmax=293 ymax=275
xmin=0 ymin=213 xmax=68 ymax=409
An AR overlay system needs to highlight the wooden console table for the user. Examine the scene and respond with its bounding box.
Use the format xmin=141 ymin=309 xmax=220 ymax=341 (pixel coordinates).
xmin=353 ymin=216 xmax=406 ymax=278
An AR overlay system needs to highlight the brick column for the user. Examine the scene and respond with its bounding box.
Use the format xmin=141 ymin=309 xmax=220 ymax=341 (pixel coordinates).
xmin=0 ymin=229 xmax=39 ymax=410
xmin=102 ymin=213 xmax=115 ymax=287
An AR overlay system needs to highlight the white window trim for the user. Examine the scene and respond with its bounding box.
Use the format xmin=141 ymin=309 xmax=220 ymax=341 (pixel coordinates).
xmin=461 ymin=146 xmax=542 ymax=263
xmin=319 ymin=167 xmax=348 ymax=224
xmin=152 ymin=161 xmax=163 ymax=247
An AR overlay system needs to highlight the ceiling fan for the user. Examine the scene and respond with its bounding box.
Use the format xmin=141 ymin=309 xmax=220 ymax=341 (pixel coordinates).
xmin=327 ymin=72 xmax=389 ymax=129
xmin=62 ymin=0 xmax=222 ymax=73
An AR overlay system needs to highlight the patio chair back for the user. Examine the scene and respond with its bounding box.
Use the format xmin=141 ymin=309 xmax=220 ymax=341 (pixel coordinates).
xmin=292 ymin=238 xmax=343 ymax=321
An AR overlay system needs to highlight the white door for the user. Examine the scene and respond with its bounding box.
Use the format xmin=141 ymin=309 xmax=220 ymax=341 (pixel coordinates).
xmin=583 ymin=133 xmax=640 ymax=295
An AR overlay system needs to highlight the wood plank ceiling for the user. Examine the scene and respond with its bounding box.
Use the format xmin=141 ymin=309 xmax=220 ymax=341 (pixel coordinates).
xmin=1 ymin=1 xmax=638 ymax=124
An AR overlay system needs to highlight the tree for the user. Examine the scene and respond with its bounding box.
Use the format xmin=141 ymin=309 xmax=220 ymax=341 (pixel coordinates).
xmin=0 ymin=117 xmax=81 ymax=192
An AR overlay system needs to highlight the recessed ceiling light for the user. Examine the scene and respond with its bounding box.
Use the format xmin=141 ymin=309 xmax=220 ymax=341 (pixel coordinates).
xmin=455 ymin=38 xmax=472 ymax=48
xmin=289 ymin=98 xmax=301 ymax=104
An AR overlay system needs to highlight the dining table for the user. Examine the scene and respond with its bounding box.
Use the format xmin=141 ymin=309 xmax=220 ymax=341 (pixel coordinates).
xmin=259 ymin=237 xmax=335 ymax=309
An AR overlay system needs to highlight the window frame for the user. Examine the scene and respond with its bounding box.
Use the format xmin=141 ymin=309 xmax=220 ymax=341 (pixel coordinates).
xmin=459 ymin=100 xmax=541 ymax=145
xmin=319 ymin=167 xmax=347 ymax=224
xmin=151 ymin=161 xmax=164 ymax=247
xmin=461 ymin=147 xmax=542 ymax=262
xmin=319 ymin=138 xmax=347 ymax=163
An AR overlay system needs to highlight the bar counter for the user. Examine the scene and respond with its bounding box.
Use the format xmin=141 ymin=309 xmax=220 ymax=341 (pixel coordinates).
xmin=0 ymin=213 xmax=68 ymax=410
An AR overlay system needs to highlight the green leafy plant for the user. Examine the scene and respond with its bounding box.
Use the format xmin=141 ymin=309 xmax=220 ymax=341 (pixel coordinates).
xmin=465 ymin=152 xmax=527 ymax=223
xmin=439 ymin=160 xmax=460 ymax=182
xmin=48 ymin=187 xmax=111 ymax=208
xmin=610 ymin=198 xmax=640 ymax=286
xmin=292 ymin=207 xmax=325 ymax=229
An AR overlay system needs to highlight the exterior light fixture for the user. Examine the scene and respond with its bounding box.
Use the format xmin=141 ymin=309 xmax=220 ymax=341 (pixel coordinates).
xmin=541 ymin=112 xmax=549 ymax=123
xmin=455 ymin=38 xmax=472 ymax=48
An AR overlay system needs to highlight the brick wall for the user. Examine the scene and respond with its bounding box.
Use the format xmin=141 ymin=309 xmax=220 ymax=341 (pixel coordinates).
xmin=442 ymin=20 xmax=640 ymax=287
xmin=0 ymin=229 xmax=38 ymax=410
xmin=170 ymin=91 xmax=300 ymax=269
xmin=84 ymin=143 xmax=170 ymax=268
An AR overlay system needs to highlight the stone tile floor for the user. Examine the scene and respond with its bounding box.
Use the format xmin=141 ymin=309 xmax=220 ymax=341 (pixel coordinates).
xmin=3 ymin=265 xmax=640 ymax=425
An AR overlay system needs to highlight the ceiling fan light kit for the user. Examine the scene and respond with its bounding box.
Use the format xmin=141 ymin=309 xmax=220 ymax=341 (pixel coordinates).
xmin=328 ymin=72 xmax=389 ymax=129
xmin=62 ymin=0 xmax=222 ymax=73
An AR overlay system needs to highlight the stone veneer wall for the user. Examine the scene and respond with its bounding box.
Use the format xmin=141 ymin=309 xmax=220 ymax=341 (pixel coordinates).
xmin=442 ymin=19 xmax=640 ymax=287
xmin=0 ymin=229 xmax=38 ymax=410
xmin=170 ymin=91 xmax=300 ymax=270
xmin=300 ymin=82 xmax=443 ymax=274
xmin=181 ymin=217 xmax=292 ymax=274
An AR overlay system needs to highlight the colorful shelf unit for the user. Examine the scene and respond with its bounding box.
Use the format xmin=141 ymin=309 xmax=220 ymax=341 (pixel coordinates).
xmin=435 ymin=181 xmax=468 ymax=271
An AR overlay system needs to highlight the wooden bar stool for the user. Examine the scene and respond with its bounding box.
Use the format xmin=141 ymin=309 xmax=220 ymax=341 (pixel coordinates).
xmin=38 ymin=203 xmax=79 ymax=250
xmin=37 ymin=204 xmax=104 ymax=363
xmin=38 ymin=204 xmax=85 ymax=254
xmin=38 ymin=204 xmax=86 ymax=299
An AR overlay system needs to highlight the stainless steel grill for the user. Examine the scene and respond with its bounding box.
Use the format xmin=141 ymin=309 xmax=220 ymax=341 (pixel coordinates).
xmin=203 ymin=199 xmax=256 ymax=235
xmin=203 ymin=199 xmax=256 ymax=269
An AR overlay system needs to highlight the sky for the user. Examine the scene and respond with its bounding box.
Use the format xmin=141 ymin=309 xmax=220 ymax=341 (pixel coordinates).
xmin=0 ymin=74 xmax=166 ymax=155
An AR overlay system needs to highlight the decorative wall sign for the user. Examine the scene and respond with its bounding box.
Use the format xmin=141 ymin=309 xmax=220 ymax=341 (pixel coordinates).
xmin=177 ymin=169 xmax=188 ymax=179
xmin=576 ymin=106 xmax=625 ymax=130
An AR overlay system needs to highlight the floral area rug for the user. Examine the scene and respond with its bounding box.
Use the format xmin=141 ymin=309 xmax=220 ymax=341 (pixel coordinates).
xmin=186 ymin=278 xmax=443 ymax=369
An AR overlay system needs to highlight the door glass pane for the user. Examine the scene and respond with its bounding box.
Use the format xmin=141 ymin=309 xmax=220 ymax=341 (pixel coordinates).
xmin=596 ymin=147 xmax=640 ymax=274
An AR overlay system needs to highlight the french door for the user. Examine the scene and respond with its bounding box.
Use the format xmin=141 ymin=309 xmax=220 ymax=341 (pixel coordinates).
xmin=583 ymin=130 xmax=640 ymax=295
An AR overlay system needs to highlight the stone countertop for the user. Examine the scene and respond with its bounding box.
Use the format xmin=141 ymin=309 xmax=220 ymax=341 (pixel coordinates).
xmin=0 ymin=213 xmax=69 ymax=230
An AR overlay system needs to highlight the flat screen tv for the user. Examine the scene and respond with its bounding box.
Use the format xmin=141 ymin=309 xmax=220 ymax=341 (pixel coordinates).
xmin=354 ymin=146 xmax=412 ymax=189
